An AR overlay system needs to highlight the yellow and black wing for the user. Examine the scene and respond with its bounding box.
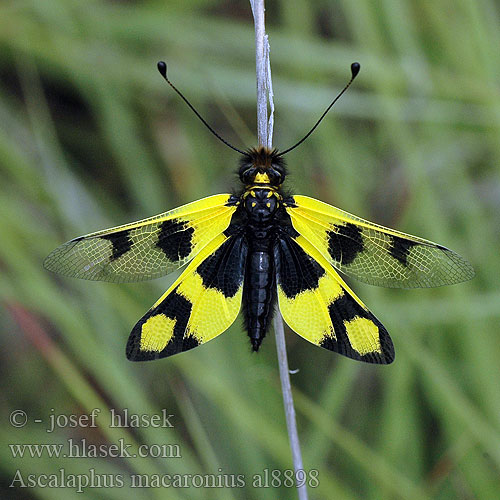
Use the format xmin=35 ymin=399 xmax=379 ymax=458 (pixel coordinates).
xmin=275 ymin=234 xmax=394 ymax=364
xmin=126 ymin=232 xmax=247 ymax=360
xmin=285 ymin=195 xmax=474 ymax=288
xmin=44 ymin=194 xmax=237 ymax=283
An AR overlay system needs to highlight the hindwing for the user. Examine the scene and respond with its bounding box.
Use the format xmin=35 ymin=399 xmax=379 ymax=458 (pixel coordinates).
xmin=285 ymin=195 xmax=474 ymax=288
xmin=44 ymin=194 xmax=237 ymax=282
xmin=275 ymin=233 xmax=394 ymax=364
xmin=126 ymin=232 xmax=247 ymax=361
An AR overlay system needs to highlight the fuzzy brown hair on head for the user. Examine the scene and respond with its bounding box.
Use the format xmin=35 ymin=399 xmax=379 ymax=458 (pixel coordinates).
xmin=238 ymin=147 xmax=288 ymax=186
xmin=240 ymin=147 xmax=286 ymax=171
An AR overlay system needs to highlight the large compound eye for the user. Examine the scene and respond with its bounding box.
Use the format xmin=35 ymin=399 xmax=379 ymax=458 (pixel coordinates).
xmin=269 ymin=167 xmax=285 ymax=185
xmin=239 ymin=167 xmax=257 ymax=184
xmin=267 ymin=169 xmax=280 ymax=185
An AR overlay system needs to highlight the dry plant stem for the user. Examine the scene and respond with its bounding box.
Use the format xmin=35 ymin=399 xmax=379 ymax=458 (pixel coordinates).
xmin=250 ymin=2 xmax=308 ymax=499
xmin=250 ymin=0 xmax=269 ymax=147
xmin=273 ymin=313 xmax=308 ymax=500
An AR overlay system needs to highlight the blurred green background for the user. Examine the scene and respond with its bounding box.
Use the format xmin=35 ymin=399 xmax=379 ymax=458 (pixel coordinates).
xmin=1 ymin=0 xmax=499 ymax=498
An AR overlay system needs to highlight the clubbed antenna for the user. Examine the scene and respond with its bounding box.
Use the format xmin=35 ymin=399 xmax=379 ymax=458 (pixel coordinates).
xmin=157 ymin=61 xmax=245 ymax=155
xmin=278 ymin=62 xmax=361 ymax=156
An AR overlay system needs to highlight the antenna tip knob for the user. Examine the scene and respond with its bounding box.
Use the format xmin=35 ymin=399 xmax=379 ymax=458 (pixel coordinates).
xmin=157 ymin=61 xmax=167 ymax=78
xmin=350 ymin=62 xmax=361 ymax=78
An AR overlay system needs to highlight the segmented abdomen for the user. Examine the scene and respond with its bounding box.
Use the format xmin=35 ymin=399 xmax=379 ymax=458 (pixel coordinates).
xmin=243 ymin=250 xmax=276 ymax=350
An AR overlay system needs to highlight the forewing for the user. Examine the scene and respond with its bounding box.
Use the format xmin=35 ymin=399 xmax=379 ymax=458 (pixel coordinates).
xmin=275 ymin=233 xmax=394 ymax=364
xmin=44 ymin=194 xmax=237 ymax=283
xmin=286 ymin=195 xmax=474 ymax=288
xmin=126 ymin=232 xmax=247 ymax=361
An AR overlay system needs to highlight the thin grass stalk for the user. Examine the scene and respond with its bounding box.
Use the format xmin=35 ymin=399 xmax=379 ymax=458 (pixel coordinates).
xmin=250 ymin=2 xmax=308 ymax=499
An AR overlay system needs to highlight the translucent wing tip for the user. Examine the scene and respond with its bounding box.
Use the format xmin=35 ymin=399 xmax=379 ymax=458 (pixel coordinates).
xmin=438 ymin=246 xmax=475 ymax=286
xmin=43 ymin=238 xmax=113 ymax=281
xmin=43 ymin=240 xmax=78 ymax=276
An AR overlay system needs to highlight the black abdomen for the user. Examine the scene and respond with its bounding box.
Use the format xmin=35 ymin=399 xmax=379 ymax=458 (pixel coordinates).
xmin=243 ymin=248 xmax=276 ymax=351
xmin=240 ymin=186 xmax=281 ymax=351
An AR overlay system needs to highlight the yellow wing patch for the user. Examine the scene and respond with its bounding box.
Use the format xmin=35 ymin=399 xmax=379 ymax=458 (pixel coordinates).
xmin=277 ymin=272 xmax=343 ymax=346
xmin=127 ymin=232 xmax=247 ymax=361
xmin=44 ymin=194 xmax=237 ymax=283
xmin=140 ymin=315 xmax=176 ymax=352
xmin=286 ymin=195 xmax=474 ymax=288
xmin=343 ymin=317 xmax=381 ymax=356
xmin=275 ymin=234 xmax=394 ymax=364
xmin=174 ymin=269 xmax=233 ymax=343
